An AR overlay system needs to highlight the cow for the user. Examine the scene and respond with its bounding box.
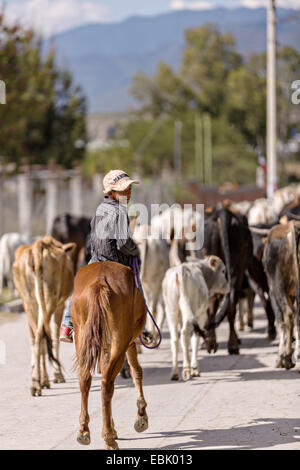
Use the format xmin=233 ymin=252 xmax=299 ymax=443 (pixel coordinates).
xmin=13 ymin=236 xmax=76 ymax=396
xmin=133 ymin=224 xmax=169 ymax=339
xmin=50 ymin=214 xmax=91 ymax=272
xmin=201 ymin=206 xmax=253 ymax=355
xmin=150 ymin=206 xmax=202 ymax=247
xmin=263 ymin=221 xmax=300 ymax=371
xmin=0 ymin=232 xmax=33 ymax=298
xmin=162 ymin=256 xmax=228 ymax=381
xmin=248 ymin=198 xmax=277 ymax=226
xmin=246 ymin=225 xmax=277 ymax=340
xmin=272 ymin=186 xmax=299 ymax=216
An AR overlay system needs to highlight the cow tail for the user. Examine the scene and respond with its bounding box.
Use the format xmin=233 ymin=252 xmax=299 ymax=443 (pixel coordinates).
xmin=32 ymin=240 xmax=60 ymax=367
xmin=215 ymin=209 xmax=231 ymax=326
xmin=176 ymin=267 xmax=206 ymax=339
xmin=76 ymin=281 xmax=110 ymax=381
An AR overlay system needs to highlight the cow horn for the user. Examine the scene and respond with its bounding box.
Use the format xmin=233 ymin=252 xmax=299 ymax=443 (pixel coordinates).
xmin=249 ymin=227 xmax=271 ymax=236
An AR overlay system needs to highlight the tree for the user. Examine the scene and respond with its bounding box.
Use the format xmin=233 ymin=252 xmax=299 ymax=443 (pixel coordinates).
xmin=0 ymin=10 xmax=87 ymax=168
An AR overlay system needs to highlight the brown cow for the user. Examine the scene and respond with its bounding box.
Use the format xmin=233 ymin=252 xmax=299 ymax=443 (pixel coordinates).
xmin=263 ymin=221 xmax=300 ymax=371
xmin=13 ymin=236 xmax=76 ymax=396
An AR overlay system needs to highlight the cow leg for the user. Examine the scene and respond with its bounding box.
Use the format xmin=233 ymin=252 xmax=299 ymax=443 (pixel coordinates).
xmin=52 ymin=306 xmax=65 ymax=383
xmin=155 ymin=298 xmax=165 ymax=331
xmin=247 ymin=290 xmax=255 ymax=329
xmin=180 ymin=321 xmax=193 ymax=381
xmin=238 ymin=298 xmax=245 ymax=331
xmin=127 ymin=343 xmax=148 ymax=433
xmin=295 ymin=312 xmax=300 ymax=372
xmin=77 ymin=374 xmax=92 ymax=446
xmin=101 ymin=349 xmax=127 ymax=450
xmin=205 ymin=297 xmax=218 ymax=354
xmin=165 ymin=301 xmax=180 ymax=380
xmin=120 ymin=356 xmax=131 ymax=379
xmin=31 ymin=326 xmax=43 ymax=396
xmin=283 ymin=308 xmax=295 ymax=370
xmin=29 ymin=326 xmax=35 ymax=370
xmin=227 ymin=292 xmax=240 ymax=355
xmin=191 ymin=333 xmax=200 ymax=377
xmin=265 ymin=299 xmax=277 ymax=341
xmin=40 ymin=338 xmax=50 ymax=389
xmin=275 ymin=321 xmax=286 ymax=368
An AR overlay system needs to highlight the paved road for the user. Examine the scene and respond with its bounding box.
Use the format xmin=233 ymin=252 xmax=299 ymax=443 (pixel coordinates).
xmin=0 ymin=305 xmax=299 ymax=450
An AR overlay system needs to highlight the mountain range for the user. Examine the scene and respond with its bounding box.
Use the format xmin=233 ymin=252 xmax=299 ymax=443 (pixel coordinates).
xmin=48 ymin=7 xmax=300 ymax=113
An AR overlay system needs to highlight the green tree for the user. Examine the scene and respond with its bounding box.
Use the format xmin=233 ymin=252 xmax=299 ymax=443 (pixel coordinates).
xmin=0 ymin=10 xmax=86 ymax=168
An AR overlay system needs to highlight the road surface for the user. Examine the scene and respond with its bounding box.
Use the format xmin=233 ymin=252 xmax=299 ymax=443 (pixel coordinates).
xmin=0 ymin=304 xmax=299 ymax=450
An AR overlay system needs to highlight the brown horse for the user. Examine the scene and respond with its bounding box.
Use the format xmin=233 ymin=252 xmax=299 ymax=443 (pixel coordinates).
xmin=71 ymin=261 xmax=148 ymax=450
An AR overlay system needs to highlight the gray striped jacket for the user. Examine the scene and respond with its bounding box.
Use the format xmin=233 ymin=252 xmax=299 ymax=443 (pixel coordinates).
xmin=90 ymin=195 xmax=139 ymax=267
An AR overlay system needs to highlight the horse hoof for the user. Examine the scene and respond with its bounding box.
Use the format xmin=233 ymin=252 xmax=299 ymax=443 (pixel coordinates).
xmin=134 ymin=416 xmax=148 ymax=433
xmin=53 ymin=372 xmax=65 ymax=384
xmin=238 ymin=325 xmax=244 ymax=332
xmin=182 ymin=367 xmax=191 ymax=381
xmin=171 ymin=372 xmax=179 ymax=381
xmin=105 ymin=439 xmax=119 ymax=450
xmin=77 ymin=431 xmax=91 ymax=446
xmin=191 ymin=368 xmax=200 ymax=377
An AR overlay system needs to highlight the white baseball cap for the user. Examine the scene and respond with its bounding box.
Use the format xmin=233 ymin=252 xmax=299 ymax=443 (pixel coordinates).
xmin=103 ymin=170 xmax=140 ymax=193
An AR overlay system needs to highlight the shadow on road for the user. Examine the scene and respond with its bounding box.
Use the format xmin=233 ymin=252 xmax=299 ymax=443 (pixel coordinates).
xmin=154 ymin=418 xmax=300 ymax=450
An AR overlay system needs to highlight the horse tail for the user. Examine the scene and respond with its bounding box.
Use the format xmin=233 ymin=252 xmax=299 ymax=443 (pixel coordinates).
xmin=77 ymin=281 xmax=110 ymax=381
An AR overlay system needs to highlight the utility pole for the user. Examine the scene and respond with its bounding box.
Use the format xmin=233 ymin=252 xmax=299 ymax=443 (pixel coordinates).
xmin=195 ymin=114 xmax=204 ymax=183
xmin=267 ymin=0 xmax=277 ymax=204
xmin=174 ymin=120 xmax=182 ymax=177
xmin=204 ymin=113 xmax=212 ymax=185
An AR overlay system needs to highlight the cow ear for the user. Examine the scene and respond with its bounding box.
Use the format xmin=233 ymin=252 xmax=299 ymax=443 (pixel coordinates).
xmin=209 ymin=256 xmax=218 ymax=269
xmin=63 ymin=243 xmax=76 ymax=255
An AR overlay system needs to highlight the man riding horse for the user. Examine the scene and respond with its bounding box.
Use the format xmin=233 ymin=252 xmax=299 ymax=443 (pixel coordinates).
xmin=59 ymin=170 xmax=149 ymax=450
xmin=60 ymin=170 xmax=140 ymax=342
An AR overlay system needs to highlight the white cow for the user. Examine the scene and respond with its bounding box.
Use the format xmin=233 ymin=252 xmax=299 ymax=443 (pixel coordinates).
xmin=247 ymin=198 xmax=276 ymax=226
xmin=133 ymin=224 xmax=169 ymax=339
xmin=0 ymin=232 xmax=33 ymax=298
xmin=272 ymin=186 xmax=298 ymax=215
xmin=162 ymin=256 xmax=228 ymax=381
xmin=150 ymin=206 xmax=202 ymax=244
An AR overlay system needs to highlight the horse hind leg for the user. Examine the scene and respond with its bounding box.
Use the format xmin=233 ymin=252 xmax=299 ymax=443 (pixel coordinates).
xmin=77 ymin=374 xmax=92 ymax=446
xmin=101 ymin=349 xmax=127 ymax=450
xmin=127 ymin=342 xmax=148 ymax=433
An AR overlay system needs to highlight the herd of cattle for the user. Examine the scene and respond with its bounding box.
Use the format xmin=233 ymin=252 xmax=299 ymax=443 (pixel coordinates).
xmin=1 ymin=184 xmax=300 ymax=395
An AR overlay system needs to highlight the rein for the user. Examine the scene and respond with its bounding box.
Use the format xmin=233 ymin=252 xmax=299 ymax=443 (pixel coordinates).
xmin=130 ymin=256 xmax=162 ymax=350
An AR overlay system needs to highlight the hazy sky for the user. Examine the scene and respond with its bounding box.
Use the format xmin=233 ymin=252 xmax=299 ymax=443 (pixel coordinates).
xmin=3 ymin=0 xmax=300 ymax=35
